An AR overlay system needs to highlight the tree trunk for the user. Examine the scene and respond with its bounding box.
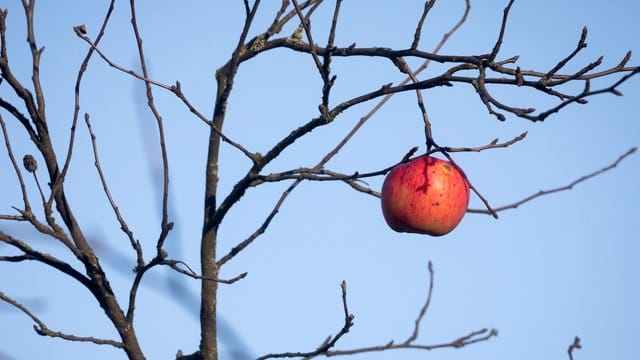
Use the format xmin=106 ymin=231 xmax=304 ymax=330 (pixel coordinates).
xmin=199 ymin=69 xmax=230 ymax=360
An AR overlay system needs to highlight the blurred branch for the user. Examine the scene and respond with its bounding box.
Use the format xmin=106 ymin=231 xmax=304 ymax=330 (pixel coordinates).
xmin=568 ymin=336 xmax=581 ymax=360
xmin=121 ymin=0 xmax=175 ymax=327
xmin=468 ymin=147 xmax=637 ymax=214
xmin=0 ymin=290 xmax=123 ymax=348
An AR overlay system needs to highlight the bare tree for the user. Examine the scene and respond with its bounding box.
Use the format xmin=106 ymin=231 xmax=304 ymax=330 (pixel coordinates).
xmin=1 ymin=1 xmax=638 ymax=360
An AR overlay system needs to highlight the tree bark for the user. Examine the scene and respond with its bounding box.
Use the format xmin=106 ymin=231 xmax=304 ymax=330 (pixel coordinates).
xmin=199 ymin=67 xmax=233 ymax=360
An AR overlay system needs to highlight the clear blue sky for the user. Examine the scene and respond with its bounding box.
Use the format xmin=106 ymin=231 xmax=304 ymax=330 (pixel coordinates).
xmin=1 ymin=1 xmax=639 ymax=360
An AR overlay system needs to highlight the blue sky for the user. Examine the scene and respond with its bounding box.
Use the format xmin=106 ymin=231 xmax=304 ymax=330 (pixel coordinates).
xmin=1 ymin=1 xmax=639 ymax=360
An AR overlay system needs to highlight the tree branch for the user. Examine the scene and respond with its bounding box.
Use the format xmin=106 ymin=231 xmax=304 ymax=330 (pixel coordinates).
xmin=215 ymin=0 xmax=472 ymax=265
xmin=468 ymin=147 xmax=637 ymax=214
xmin=411 ymin=0 xmax=437 ymax=50
xmin=50 ymin=0 xmax=116 ymax=219
xmin=256 ymin=281 xmax=355 ymax=359
xmin=257 ymin=263 xmax=497 ymax=359
xmin=128 ymin=0 xmax=173 ymax=256
xmin=0 ymin=290 xmax=124 ymax=348
xmin=404 ymin=261 xmax=435 ymax=344
xmin=84 ymin=113 xmax=142 ymax=265
xmin=0 ymin=230 xmax=95 ymax=292
xmin=0 ymin=112 xmax=32 ymax=212
xmin=72 ymin=28 xmax=259 ymax=162
xmin=568 ymin=336 xmax=581 ymax=360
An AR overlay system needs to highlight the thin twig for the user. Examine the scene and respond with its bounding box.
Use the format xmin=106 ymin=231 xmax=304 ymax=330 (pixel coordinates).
xmin=21 ymin=0 xmax=46 ymax=124
xmin=434 ymin=131 xmax=527 ymax=153
xmin=73 ymin=29 xmax=259 ymax=160
xmin=84 ymin=114 xmax=141 ymax=262
xmin=217 ymin=178 xmax=300 ymax=266
xmin=323 ymin=328 xmax=497 ymax=357
xmin=50 ymin=0 xmax=116 ymax=213
xmin=487 ymin=0 xmax=515 ymax=60
xmin=468 ymin=147 xmax=637 ymax=214
xmin=257 ymin=281 xmax=355 ymax=359
xmin=404 ymin=261 xmax=435 ymax=344
xmin=0 ymin=230 xmax=94 ymax=291
xmin=319 ymin=0 xmax=342 ymax=107
xmin=0 ymin=10 xmax=41 ymax=149
xmin=0 ymin=290 xmax=124 ymax=348
xmin=1 ymin=114 xmax=78 ymax=251
xmin=541 ymin=26 xmax=588 ymax=84
xmin=411 ymin=0 xmax=437 ymax=50
xmin=267 ymin=0 xmax=320 ymax=37
xmin=266 ymin=1 xmax=292 ymax=37
xmin=128 ymin=0 xmax=172 ymax=255
xmin=257 ymin=267 xmax=497 ymax=359
xmin=0 ymin=113 xmax=32 ymax=212
xmin=439 ymin=151 xmax=498 ymax=218
xmin=291 ymin=0 xmax=325 ymax=81
xmin=163 ymin=259 xmax=247 ymax=284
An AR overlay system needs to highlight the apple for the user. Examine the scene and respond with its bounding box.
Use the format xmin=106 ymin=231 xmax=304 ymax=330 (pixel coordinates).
xmin=380 ymin=155 xmax=470 ymax=236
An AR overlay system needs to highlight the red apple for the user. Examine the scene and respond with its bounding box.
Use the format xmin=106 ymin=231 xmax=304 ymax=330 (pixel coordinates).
xmin=380 ymin=155 xmax=470 ymax=236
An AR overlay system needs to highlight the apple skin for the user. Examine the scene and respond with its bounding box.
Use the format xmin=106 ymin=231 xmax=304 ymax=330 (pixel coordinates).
xmin=380 ymin=156 xmax=470 ymax=236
